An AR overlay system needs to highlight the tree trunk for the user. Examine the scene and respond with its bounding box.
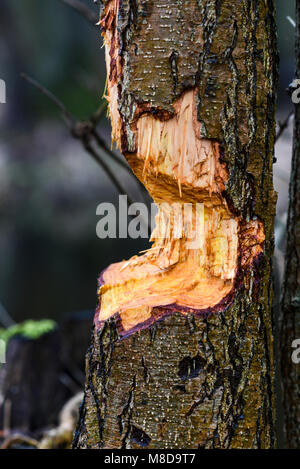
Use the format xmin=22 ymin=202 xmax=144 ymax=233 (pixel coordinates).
xmin=0 ymin=327 xmax=70 ymax=435
xmin=74 ymin=0 xmax=278 ymax=449
xmin=280 ymin=0 xmax=300 ymax=449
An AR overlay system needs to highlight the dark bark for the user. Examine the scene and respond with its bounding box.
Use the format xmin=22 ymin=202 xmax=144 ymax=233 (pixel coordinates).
xmin=74 ymin=0 xmax=278 ymax=449
xmin=280 ymin=0 xmax=300 ymax=449
xmin=0 ymin=330 xmax=70 ymax=435
xmin=61 ymin=311 xmax=94 ymax=385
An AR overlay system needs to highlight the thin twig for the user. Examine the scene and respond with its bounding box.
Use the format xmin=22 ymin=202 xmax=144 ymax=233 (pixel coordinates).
xmin=87 ymin=102 xmax=132 ymax=173
xmin=91 ymin=128 xmax=131 ymax=172
xmin=89 ymin=102 xmax=133 ymax=173
xmin=59 ymin=0 xmax=99 ymax=25
xmin=275 ymin=110 xmax=294 ymax=142
xmin=92 ymin=127 xmax=149 ymax=200
xmin=21 ymin=73 xmax=74 ymax=129
xmin=21 ymin=73 xmax=136 ymax=206
xmin=90 ymin=101 xmax=107 ymax=125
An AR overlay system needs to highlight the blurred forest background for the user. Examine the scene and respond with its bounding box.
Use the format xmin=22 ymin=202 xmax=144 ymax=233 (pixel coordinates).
xmin=0 ymin=0 xmax=295 ymax=325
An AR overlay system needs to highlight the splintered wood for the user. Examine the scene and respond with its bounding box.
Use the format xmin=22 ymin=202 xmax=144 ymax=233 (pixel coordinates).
xmin=97 ymin=88 xmax=264 ymax=334
xmin=96 ymin=5 xmax=265 ymax=335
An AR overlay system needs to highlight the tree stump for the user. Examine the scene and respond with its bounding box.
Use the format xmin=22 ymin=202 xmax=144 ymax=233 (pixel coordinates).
xmin=74 ymin=0 xmax=278 ymax=449
xmin=0 ymin=324 xmax=70 ymax=435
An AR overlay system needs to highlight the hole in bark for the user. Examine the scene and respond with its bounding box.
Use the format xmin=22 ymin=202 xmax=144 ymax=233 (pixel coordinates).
xmin=130 ymin=425 xmax=151 ymax=447
xmin=173 ymin=384 xmax=186 ymax=393
xmin=178 ymin=354 xmax=206 ymax=381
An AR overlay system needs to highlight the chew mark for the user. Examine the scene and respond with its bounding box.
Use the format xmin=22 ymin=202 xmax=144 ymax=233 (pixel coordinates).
xmin=136 ymin=91 xmax=228 ymax=195
xmin=96 ymin=1 xmax=266 ymax=338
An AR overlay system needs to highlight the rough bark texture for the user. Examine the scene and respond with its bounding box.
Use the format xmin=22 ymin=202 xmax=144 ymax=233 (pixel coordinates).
xmin=74 ymin=0 xmax=278 ymax=449
xmin=280 ymin=0 xmax=300 ymax=449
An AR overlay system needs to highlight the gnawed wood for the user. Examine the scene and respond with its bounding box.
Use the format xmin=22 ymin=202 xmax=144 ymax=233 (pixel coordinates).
xmin=74 ymin=0 xmax=278 ymax=449
xmin=98 ymin=88 xmax=265 ymax=335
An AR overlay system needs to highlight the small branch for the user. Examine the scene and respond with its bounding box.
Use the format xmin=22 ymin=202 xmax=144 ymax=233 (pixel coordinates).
xmin=59 ymin=0 xmax=99 ymax=25
xmin=21 ymin=73 xmax=137 ymax=206
xmin=89 ymin=102 xmax=134 ymax=173
xmin=21 ymin=73 xmax=74 ymax=129
xmin=91 ymin=128 xmax=131 ymax=172
xmin=91 ymin=127 xmax=150 ymax=202
xmin=275 ymin=110 xmax=294 ymax=143
xmin=90 ymin=101 xmax=107 ymax=125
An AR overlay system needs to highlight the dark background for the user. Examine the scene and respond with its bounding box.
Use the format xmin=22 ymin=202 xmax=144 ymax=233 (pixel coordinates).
xmin=0 ymin=0 xmax=296 ymax=325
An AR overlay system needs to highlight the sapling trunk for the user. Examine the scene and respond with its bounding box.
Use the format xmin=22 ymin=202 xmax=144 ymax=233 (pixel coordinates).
xmin=280 ymin=0 xmax=300 ymax=449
